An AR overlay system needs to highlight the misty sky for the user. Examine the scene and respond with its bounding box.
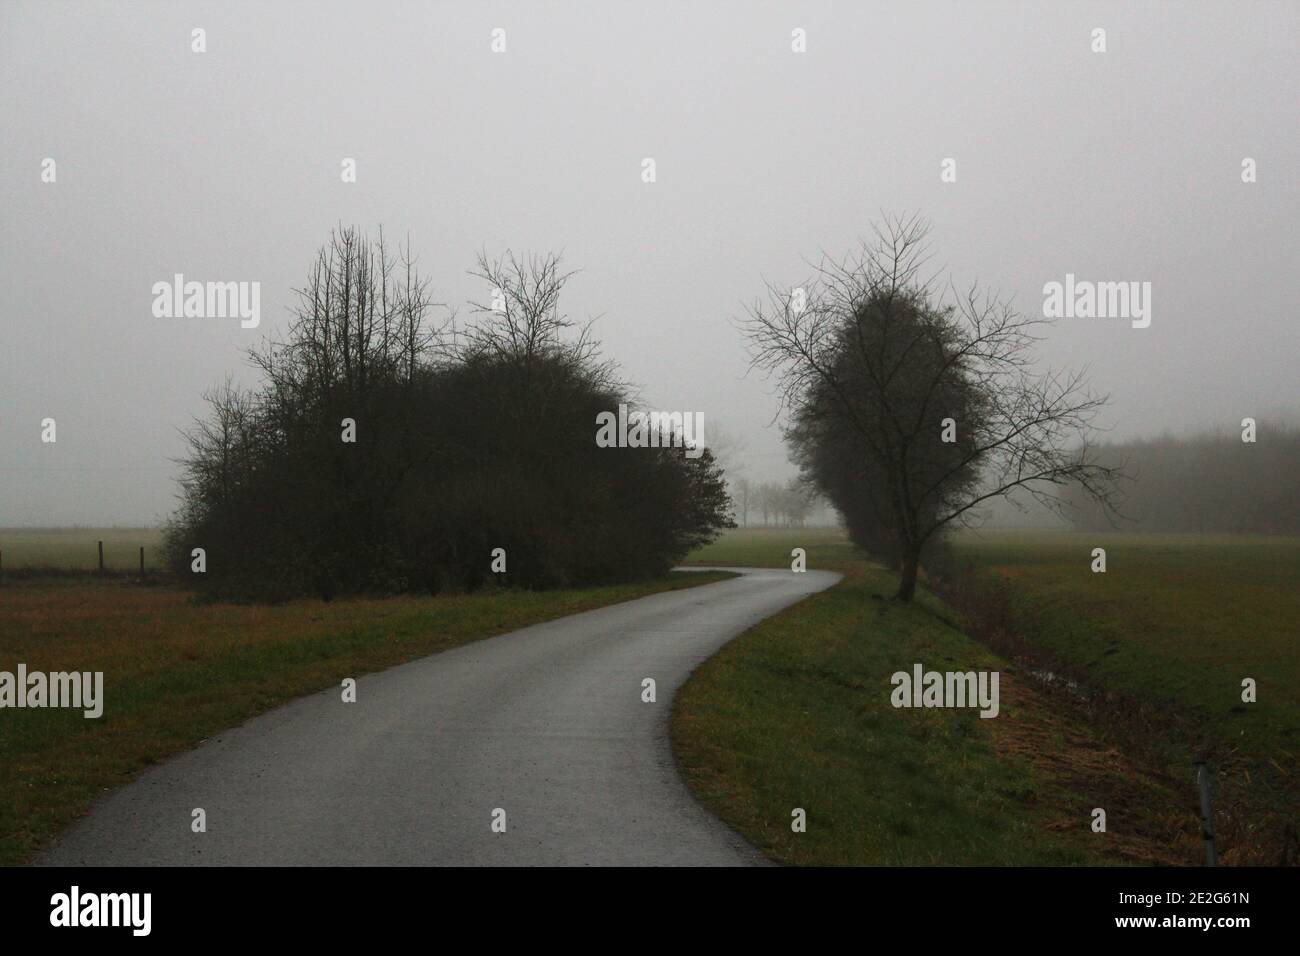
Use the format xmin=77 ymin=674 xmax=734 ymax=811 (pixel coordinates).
xmin=2 ymin=1 xmax=1296 ymax=525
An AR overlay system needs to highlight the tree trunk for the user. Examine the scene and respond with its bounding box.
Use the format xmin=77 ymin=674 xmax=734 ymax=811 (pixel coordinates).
xmin=896 ymin=550 xmax=919 ymax=602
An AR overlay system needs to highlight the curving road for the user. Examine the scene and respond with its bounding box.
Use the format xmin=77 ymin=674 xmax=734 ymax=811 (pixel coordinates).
xmin=39 ymin=567 xmax=840 ymax=866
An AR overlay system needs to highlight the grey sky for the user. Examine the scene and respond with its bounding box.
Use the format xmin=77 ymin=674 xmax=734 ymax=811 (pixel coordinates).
xmin=2 ymin=1 xmax=1296 ymax=525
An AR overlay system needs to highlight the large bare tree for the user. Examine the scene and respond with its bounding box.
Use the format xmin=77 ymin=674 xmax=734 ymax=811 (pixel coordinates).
xmin=742 ymin=214 xmax=1123 ymax=601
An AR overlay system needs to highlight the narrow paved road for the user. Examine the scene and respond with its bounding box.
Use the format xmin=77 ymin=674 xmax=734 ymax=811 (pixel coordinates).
xmin=40 ymin=567 xmax=840 ymax=866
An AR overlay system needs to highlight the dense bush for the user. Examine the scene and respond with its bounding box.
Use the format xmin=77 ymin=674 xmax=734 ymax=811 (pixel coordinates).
xmin=164 ymin=229 xmax=732 ymax=600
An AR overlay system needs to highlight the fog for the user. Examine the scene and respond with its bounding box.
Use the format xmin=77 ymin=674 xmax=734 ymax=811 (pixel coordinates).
xmin=2 ymin=1 xmax=1296 ymax=526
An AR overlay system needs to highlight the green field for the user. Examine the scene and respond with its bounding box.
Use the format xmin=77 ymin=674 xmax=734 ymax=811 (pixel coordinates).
xmin=684 ymin=526 xmax=861 ymax=571
xmin=947 ymin=530 xmax=1300 ymax=770
xmin=0 ymin=528 xmax=165 ymax=572
xmin=948 ymin=530 xmax=1299 ymax=863
xmin=675 ymin=526 xmax=1297 ymax=865
xmin=0 ymin=559 xmax=732 ymax=864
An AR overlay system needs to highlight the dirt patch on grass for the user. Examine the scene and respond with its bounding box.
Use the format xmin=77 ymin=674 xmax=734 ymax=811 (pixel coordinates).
xmin=989 ymin=669 xmax=1200 ymax=865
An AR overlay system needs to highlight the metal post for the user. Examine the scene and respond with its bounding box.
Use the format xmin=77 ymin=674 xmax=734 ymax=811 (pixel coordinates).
xmin=1196 ymin=761 xmax=1217 ymax=867
xmin=98 ymin=540 xmax=104 ymax=575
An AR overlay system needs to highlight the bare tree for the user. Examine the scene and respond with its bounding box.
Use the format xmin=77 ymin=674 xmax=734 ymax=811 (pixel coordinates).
xmin=251 ymin=225 xmax=450 ymax=408
xmin=464 ymin=250 xmax=621 ymax=408
xmin=394 ymin=232 xmax=446 ymax=385
xmin=732 ymin=476 xmax=754 ymax=526
xmin=781 ymin=477 xmax=816 ymax=528
xmin=703 ymin=424 xmax=746 ymax=475
xmin=742 ymin=213 xmax=1124 ymax=601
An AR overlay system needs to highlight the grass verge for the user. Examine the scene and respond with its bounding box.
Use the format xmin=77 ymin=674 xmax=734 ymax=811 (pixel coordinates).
xmin=674 ymin=529 xmax=1204 ymax=865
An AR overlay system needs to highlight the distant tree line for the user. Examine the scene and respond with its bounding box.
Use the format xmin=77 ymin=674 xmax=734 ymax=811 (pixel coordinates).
xmin=729 ymin=477 xmax=818 ymax=527
xmin=1066 ymin=421 xmax=1300 ymax=534
xmin=164 ymin=227 xmax=732 ymax=600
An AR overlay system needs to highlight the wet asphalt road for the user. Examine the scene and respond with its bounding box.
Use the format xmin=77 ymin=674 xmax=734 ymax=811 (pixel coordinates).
xmin=39 ymin=567 xmax=840 ymax=866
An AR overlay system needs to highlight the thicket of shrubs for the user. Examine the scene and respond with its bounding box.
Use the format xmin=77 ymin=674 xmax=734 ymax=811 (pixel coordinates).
xmin=1066 ymin=421 xmax=1300 ymax=534
xmin=163 ymin=228 xmax=732 ymax=600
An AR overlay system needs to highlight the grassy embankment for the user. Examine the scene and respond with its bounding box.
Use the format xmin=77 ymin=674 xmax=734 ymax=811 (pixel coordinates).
xmin=0 ymin=528 xmax=732 ymax=865
xmin=949 ymin=530 xmax=1299 ymax=864
xmin=672 ymin=527 xmax=1288 ymax=864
